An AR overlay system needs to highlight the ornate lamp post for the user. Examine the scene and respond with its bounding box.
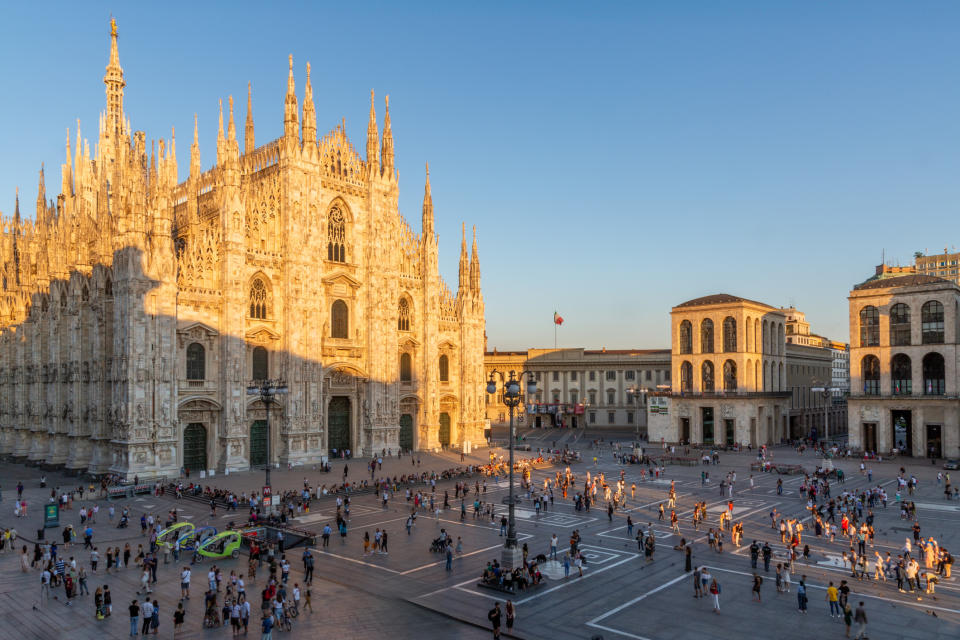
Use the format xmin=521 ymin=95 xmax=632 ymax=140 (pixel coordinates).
xmin=626 ymin=385 xmax=650 ymax=444
xmin=811 ymin=385 xmax=838 ymax=442
xmin=246 ymin=379 xmax=288 ymax=511
xmin=486 ymin=369 xmax=536 ymax=570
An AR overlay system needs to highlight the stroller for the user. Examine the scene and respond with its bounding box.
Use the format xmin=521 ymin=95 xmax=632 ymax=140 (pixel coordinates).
xmin=116 ymin=515 xmax=129 ymax=529
xmin=430 ymin=537 xmax=448 ymax=553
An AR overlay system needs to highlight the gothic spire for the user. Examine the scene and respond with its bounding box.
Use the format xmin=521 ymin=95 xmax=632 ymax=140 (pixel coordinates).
xmin=470 ymin=225 xmax=481 ymax=291
xmin=458 ymin=221 xmax=468 ymax=291
xmin=245 ymin=82 xmax=255 ymax=153
xmin=13 ymin=187 xmax=20 ymax=226
xmin=422 ymin=162 xmax=433 ymax=237
xmin=63 ymin=128 xmax=73 ymax=196
xmin=227 ymin=95 xmax=237 ymax=143
xmin=284 ymin=55 xmax=299 ymax=141
xmin=381 ymin=95 xmax=394 ymax=179
xmin=169 ymin=127 xmax=177 ymax=183
xmin=37 ymin=164 xmax=46 ymax=218
xmin=302 ymin=62 xmax=316 ymax=146
xmin=217 ymin=99 xmax=225 ymax=164
xmin=366 ymin=89 xmax=379 ymax=177
xmin=190 ymin=113 xmax=201 ymax=178
xmin=103 ymin=17 xmax=126 ymax=137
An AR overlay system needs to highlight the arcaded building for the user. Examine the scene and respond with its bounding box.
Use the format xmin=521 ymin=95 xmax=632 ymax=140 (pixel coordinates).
xmin=847 ymin=273 xmax=959 ymax=458
xmin=0 ymin=21 xmax=487 ymax=479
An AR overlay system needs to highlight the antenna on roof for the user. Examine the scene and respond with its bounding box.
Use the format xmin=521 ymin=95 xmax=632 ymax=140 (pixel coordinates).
xmin=881 ymin=248 xmax=885 ymax=266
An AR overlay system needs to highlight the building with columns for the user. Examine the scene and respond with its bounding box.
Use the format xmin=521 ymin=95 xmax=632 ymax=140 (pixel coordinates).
xmin=846 ymin=273 xmax=959 ymax=458
xmin=0 ymin=20 xmax=487 ymax=479
xmin=484 ymin=348 xmax=670 ymax=434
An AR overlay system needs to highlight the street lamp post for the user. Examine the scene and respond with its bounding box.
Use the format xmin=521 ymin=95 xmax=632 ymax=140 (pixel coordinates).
xmin=811 ymin=386 xmax=838 ymax=442
xmin=626 ymin=385 xmax=649 ymax=445
xmin=486 ymin=369 xmax=536 ymax=570
xmin=246 ymin=379 xmax=289 ymax=512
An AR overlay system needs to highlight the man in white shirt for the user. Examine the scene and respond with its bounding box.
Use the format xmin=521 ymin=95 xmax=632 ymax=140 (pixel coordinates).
xmin=208 ymin=568 xmax=216 ymax=593
xmin=140 ymin=599 xmax=154 ymax=636
xmin=292 ymin=584 xmax=301 ymax=613
xmin=40 ymin=568 xmax=51 ymax=600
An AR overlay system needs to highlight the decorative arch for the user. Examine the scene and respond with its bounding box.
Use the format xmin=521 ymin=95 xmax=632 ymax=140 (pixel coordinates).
xmin=326 ymin=200 xmax=350 ymax=263
xmin=249 ymin=275 xmax=270 ymax=319
xmin=398 ymin=297 xmax=412 ymax=332
xmin=922 ymin=352 xmax=945 ymax=395
xmin=889 ymin=303 xmax=911 ymax=346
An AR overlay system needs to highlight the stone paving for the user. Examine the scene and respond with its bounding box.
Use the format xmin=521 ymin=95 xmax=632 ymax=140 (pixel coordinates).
xmin=0 ymin=428 xmax=958 ymax=639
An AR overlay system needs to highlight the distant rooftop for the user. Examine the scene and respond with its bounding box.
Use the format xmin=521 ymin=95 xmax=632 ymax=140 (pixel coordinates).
xmin=674 ymin=293 xmax=773 ymax=309
xmin=854 ymin=273 xmax=952 ymax=291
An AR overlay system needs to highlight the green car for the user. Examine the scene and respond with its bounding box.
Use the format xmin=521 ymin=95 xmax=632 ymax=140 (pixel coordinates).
xmin=197 ymin=530 xmax=243 ymax=559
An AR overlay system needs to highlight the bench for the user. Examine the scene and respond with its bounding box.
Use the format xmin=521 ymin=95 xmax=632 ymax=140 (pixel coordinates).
xmin=107 ymin=484 xmax=153 ymax=500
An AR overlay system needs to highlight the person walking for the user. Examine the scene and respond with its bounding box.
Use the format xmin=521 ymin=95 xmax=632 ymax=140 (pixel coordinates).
xmin=752 ymin=573 xmax=763 ymax=602
xmin=797 ymin=577 xmax=808 ymax=613
xmin=488 ymin=602 xmax=502 ymax=639
xmin=140 ymin=597 xmax=153 ymax=636
xmin=843 ymin=602 xmax=853 ymax=638
xmin=505 ymin=600 xmax=515 ymax=631
xmin=826 ymin=581 xmax=840 ymax=618
xmin=129 ymin=599 xmax=140 ymax=636
xmin=853 ymin=602 xmax=868 ymax=639
xmin=709 ymin=578 xmax=721 ymax=613
xmin=693 ymin=566 xmax=702 ymax=598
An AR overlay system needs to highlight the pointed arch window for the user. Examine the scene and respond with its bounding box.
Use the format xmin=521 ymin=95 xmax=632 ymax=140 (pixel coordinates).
xmin=722 ymin=317 xmax=737 ymax=352
xmin=679 ymin=320 xmax=692 ymax=354
xmin=398 ymin=298 xmax=411 ymax=332
xmin=250 ymin=279 xmax=268 ymax=319
xmin=700 ymin=319 xmax=714 ymax=354
xmin=701 ymin=361 xmax=715 ymax=392
xmin=331 ymin=300 xmax=349 ymax=339
xmin=400 ymin=352 xmax=412 ymax=382
xmin=439 ymin=354 xmax=450 ymax=382
xmin=327 ymin=206 xmax=346 ymax=263
xmin=186 ymin=343 xmax=206 ymax=381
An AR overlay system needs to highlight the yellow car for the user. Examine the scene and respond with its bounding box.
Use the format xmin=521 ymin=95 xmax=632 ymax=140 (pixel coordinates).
xmin=157 ymin=522 xmax=194 ymax=549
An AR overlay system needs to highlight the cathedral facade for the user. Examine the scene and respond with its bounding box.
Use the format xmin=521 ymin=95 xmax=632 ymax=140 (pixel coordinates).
xmin=0 ymin=21 xmax=487 ymax=479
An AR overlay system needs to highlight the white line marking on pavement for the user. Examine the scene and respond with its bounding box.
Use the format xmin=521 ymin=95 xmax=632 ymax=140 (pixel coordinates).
xmin=417 ymin=578 xmax=477 ymax=599
xmin=515 ymin=549 xmax=639 ymax=605
xmin=400 ymin=534 xmax=534 ymax=575
xmin=307 ymin=547 xmax=402 ymax=574
xmin=704 ymin=566 xmax=960 ymax=615
xmin=586 ymin=571 xmax=688 ymax=636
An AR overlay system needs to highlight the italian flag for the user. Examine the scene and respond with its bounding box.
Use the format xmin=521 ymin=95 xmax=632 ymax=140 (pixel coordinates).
xmin=554 ymin=311 xmax=564 ymax=326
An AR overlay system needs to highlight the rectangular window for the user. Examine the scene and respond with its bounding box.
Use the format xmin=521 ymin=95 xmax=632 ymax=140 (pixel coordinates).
xmin=627 ymin=411 xmax=634 ymax=424
xmin=589 ymin=411 xmax=596 ymax=424
xmin=570 ymin=371 xmax=577 ymax=381
xmin=589 ymin=391 xmax=597 ymax=404
xmin=552 ymin=371 xmax=559 ymax=381
xmin=645 ymin=370 xmax=652 ymax=381
xmin=625 ymin=370 xmax=635 ymax=381
xmin=607 ymin=391 xmax=615 ymax=405
xmin=589 ymin=371 xmax=596 ymax=381
xmin=608 ymin=411 xmax=615 ymax=424
xmin=606 ymin=371 xmax=616 ymax=381
xmin=552 ymin=393 xmax=560 ymax=403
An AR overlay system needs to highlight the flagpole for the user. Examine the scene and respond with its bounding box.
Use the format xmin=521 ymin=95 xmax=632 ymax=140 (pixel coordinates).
xmin=554 ymin=322 xmax=557 ymax=350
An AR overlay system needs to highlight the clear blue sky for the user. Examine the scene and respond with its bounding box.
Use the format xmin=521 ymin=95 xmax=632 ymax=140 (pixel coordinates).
xmin=1 ymin=2 xmax=958 ymax=350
